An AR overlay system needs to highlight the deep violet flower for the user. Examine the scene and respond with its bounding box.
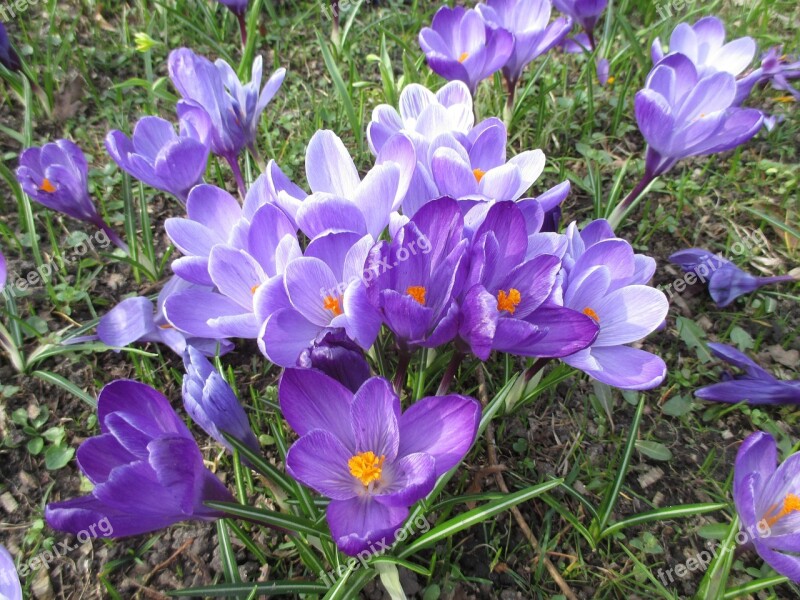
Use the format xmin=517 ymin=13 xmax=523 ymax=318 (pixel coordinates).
xmin=553 ymin=0 xmax=607 ymax=49
xmin=668 ymin=248 xmax=796 ymax=307
xmin=0 ymin=545 xmax=21 ymax=600
xmin=16 ymin=140 xmax=127 ymax=250
xmin=365 ymin=197 xmax=468 ymax=350
xmin=105 ymin=114 xmax=211 ymax=203
xmin=0 ymin=22 xmax=21 ymax=72
xmin=281 ymin=369 xmax=480 ymax=555
xmin=419 ymin=6 xmax=514 ymax=95
xmin=297 ymin=328 xmax=372 ymax=393
xmin=183 ymin=346 xmax=260 ymax=454
xmin=45 ymin=380 xmax=234 ymax=537
xmin=215 ymin=0 xmax=248 ymax=16
xmin=476 ymin=0 xmax=572 ymax=89
xmin=559 ymin=220 xmax=669 ymax=390
xmin=733 ymin=431 xmax=800 ymax=582
xmin=458 ymin=202 xmax=598 ymax=359
xmin=97 ymin=276 xmax=233 ymax=356
xmin=695 ymin=343 xmax=800 ymax=405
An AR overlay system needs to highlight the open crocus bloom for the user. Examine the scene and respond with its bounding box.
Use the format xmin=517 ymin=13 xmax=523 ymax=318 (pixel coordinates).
xmin=459 ymin=202 xmax=598 ymax=359
xmin=45 ymin=381 xmax=234 ymax=537
xmin=419 ymin=5 xmax=513 ymax=94
xmin=668 ymin=247 xmax=795 ymax=307
xmin=634 ymin=53 xmax=763 ymax=177
xmin=695 ymin=343 xmax=800 ymax=405
xmin=476 ymin=0 xmax=572 ymax=88
xmin=281 ymin=369 xmax=480 ymax=555
xmin=733 ymin=431 xmax=800 ymax=582
xmin=651 ymin=16 xmax=756 ymax=78
xmin=559 ymin=220 xmax=668 ymax=389
xmin=105 ymin=114 xmax=211 ymax=204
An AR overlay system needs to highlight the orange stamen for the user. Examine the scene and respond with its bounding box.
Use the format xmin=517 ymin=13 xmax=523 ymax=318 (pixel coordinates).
xmin=473 ymin=168 xmax=486 ymax=183
xmin=323 ymin=295 xmax=343 ymax=316
xmin=763 ymin=493 xmax=800 ymax=528
xmin=348 ymin=451 xmax=386 ymax=487
xmin=406 ymin=286 xmax=426 ymax=305
xmin=39 ymin=178 xmax=56 ymax=193
xmin=497 ymin=289 xmax=521 ymax=314
xmin=583 ymin=307 xmax=600 ymax=322
xmin=458 ymin=52 xmax=469 ymax=63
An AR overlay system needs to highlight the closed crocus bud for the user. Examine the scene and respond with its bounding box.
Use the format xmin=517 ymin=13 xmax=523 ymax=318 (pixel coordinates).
xmin=45 ymin=380 xmax=234 ymax=537
xmin=0 ymin=22 xmax=21 ymax=72
xmin=215 ymin=0 xmax=248 ymax=16
xmin=297 ymin=328 xmax=372 ymax=393
xmin=105 ymin=114 xmax=211 ymax=204
xmin=16 ymin=140 xmax=127 ymax=250
xmin=182 ymin=346 xmax=260 ymax=455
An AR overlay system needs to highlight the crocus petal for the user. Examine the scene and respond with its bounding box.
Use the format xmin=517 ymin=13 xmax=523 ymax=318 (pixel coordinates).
xmin=286 ymin=430 xmax=358 ymax=500
xmin=564 ymin=345 xmax=667 ymax=390
xmin=97 ymin=297 xmax=156 ymax=347
xmin=326 ymin=497 xmax=408 ymax=556
xmin=351 ymin=377 xmax=401 ymax=461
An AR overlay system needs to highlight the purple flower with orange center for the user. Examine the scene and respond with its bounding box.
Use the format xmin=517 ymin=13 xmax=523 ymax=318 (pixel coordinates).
xmin=281 ymin=368 xmax=480 ymax=556
xmin=16 ymin=140 xmax=127 ymax=250
xmin=733 ymin=431 xmax=800 ymax=582
xmin=419 ymin=6 xmax=513 ymax=95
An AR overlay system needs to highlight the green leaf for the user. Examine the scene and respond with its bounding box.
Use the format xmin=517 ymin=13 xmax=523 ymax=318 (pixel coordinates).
xmin=44 ymin=443 xmax=75 ymax=470
xmin=26 ymin=437 xmax=44 ymax=455
xmin=676 ymin=317 xmax=712 ymax=363
xmin=635 ymin=440 xmax=673 ymax=461
xmin=600 ymin=503 xmax=728 ymax=540
xmin=661 ymin=395 xmax=693 ymax=417
xmin=694 ymin=516 xmax=739 ymax=599
xmin=204 ymin=501 xmax=330 ymax=539
xmin=32 ymin=371 xmax=97 ymax=408
xmin=400 ymin=479 xmax=561 ymax=558
xmin=167 ymin=581 xmax=329 ymax=597
xmin=375 ymin=563 xmax=405 ymax=600
xmin=723 ymin=575 xmax=791 ymax=598
xmin=316 ymin=31 xmax=362 ymax=152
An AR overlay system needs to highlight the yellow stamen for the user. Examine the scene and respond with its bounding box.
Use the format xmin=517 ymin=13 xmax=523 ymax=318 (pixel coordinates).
xmin=406 ymin=286 xmax=426 ymax=305
xmin=606 ymin=76 xmax=615 ymax=85
xmin=348 ymin=451 xmax=385 ymax=487
xmin=458 ymin=52 xmax=469 ymax=63
xmin=251 ymin=284 xmax=259 ymax=295
xmin=583 ymin=307 xmax=600 ymax=323
xmin=775 ymin=95 xmax=795 ymax=103
xmin=763 ymin=493 xmax=800 ymax=528
xmin=323 ymin=295 xmax=343 ymax=316
xmin=497 ymin=289 xmax=521 ymax=314
xmin=39 ymin=178 xmax=56 ymax=193
xmin=472 ymin=168 xmax=486 ymax=183
xmin=159 ymin=323 xmax=174 ymax=330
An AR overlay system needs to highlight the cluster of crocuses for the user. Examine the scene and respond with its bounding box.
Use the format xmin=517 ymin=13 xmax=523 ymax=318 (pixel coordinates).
xmin=14 ymin=37 xmax=674 ymax=557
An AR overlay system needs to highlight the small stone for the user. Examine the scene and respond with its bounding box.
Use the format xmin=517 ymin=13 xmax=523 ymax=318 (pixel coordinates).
xmin=31 ymin=568 xmax=54 ymax=600
xmin=0 ymin=492 xmax=18 ymax=513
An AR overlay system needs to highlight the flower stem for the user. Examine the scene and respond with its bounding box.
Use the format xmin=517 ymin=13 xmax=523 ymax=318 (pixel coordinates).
xmin=96 ymin=218 xmax=128 ymax=253
xmin=524 ymin=357 xmax=550 ymax=383
xmin=237 ymin=13 xmax=247 ymax=49
xmin=436 ymin=350 xmax=465 ymax=396
xmin=503 ymin=76 xmax=517 ymax=128
xmin=227 ymin=155 xmax=247 ymax=198
xmin=607 ymin=172 xmax=656 ymax=229
xmin=393 ymin=348 xmax=411 ymax=396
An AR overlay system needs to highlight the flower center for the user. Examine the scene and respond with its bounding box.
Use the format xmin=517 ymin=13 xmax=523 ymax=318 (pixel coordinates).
xmin=251 ymin=284 xmax=259 ymax=295
xmin=473 ymin=168 xmax=486 ymax=183
xmin=39 ymin=178 xmax=56 ymax=193
xmin=406 ymin=286 xmax=426 ymax=305
xmin=583 ymin=307 xmax=600 ymax=323
xmin=458 ymin=52 xmax=469 ymax=63
xmin=762 ymin=493 xmax=800 ymax=528
xmin=323 ymin=295 xmax=343 ymax=316
xmin=497 ymin=289 xmax=521 ymax=314
xmin=159 ymin=323 xmax=174 ymax=330
xmin=348 ymin=451 xmax=385 ymax=487
xmin=776 ymin=95 xmax=794 ymax=103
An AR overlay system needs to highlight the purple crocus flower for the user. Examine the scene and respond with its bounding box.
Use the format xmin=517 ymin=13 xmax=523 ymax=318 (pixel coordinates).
xmin=0 ymin=545 xmax=22 ymax=600
xmin=736 ymin=47 xmax=800 ymax=105
xmin=297 ymin=328 xmax=372 ymax=393
xmin=183 ymin=346 xmax=260 ymax=454
xmin=0 ymin=247 xmax=6 ymax=289
xmin=45 ymin=380 xmax=234 ymax=537
xmin=293 ymin=130 xmax=414 ymax=239
xmin=258 ymin=230 xmax=380 ymax=367
xmin=367 ymin=81 xmax=474 ymax=157
xmin=168 ymin=48 xmax=285 ymax=191
xmin=0 ymin=21 xmax=21 ymax=72
xmin=669 ymin=248 xmax=795 ymax=307
xmin=16 ymin=140 xmax=127 ymax=250
xmin=419 ymin=6 xmax=514 ymax=95
xmin=281 ymin=369 xmax=480 ymax=556
xmin=553 ymin=0 xmax=607 ymax=49
xmin=733 ymin=431 xmax=800 ymax=582
xmin=459 ymin=202 xmax=598 ymax=359
xmin=215 ymin=0 xmax=248 ymax=16
xmin=695 ymin=343 xmax=800 ymax=405
xmin=476 ymin=0 xmax=572 ymax=89
xmin=105 ymin=114 xmax=211 ymax=204
xmin=651 ymin=17 xmax=756 ymax=79
xmin=97 ymin=276 xmax=233 ymax=356
xmin=166 ymin=202 xmax=301 ymax=341
xmin=365 ymin=197 xmax=468 ymax=350
xmin=559 ymin=220 xmax=669 ymax=389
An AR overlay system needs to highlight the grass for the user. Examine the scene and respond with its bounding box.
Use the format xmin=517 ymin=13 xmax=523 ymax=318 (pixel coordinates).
xmin=0 ymin=0 xmax=798 ymax=598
